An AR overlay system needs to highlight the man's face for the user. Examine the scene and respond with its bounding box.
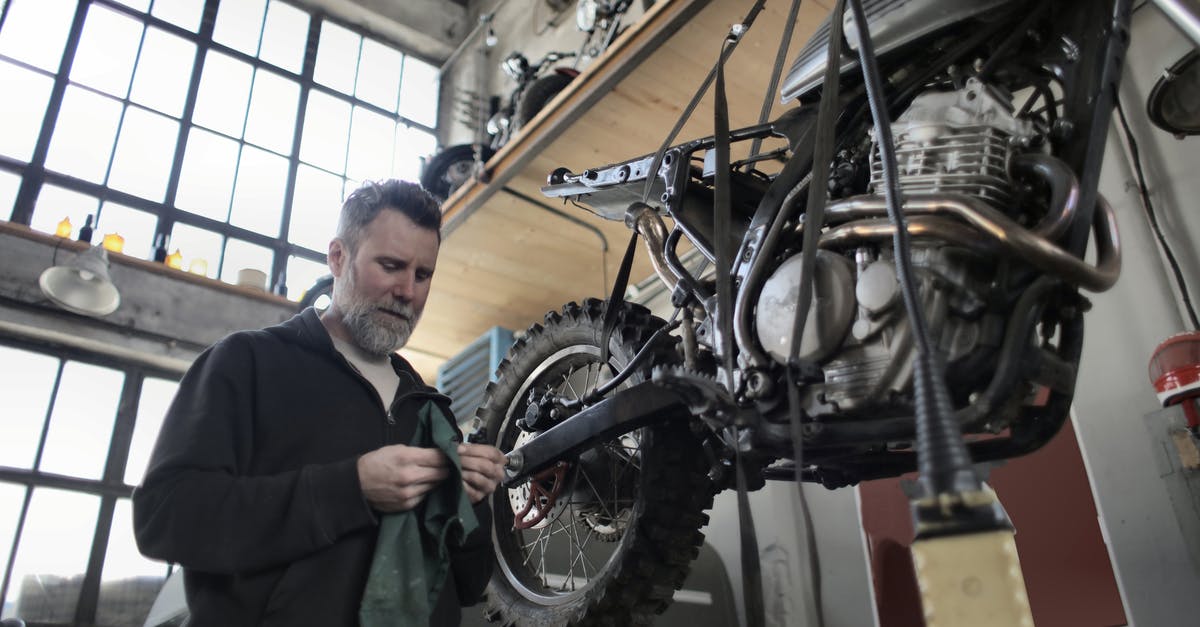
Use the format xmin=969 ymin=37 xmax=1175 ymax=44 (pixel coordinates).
xmin=328 ymin=210 xmax=440 ymax=356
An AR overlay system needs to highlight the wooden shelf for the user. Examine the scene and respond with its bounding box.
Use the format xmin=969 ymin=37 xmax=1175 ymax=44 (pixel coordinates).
xmin=407 ymin=0 xmax=831 ymax=376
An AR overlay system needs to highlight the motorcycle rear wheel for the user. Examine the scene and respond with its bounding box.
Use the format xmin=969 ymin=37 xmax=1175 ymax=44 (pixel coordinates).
xmin=420 ymin=143 xmax=495 ymax=201
xmin=515 ymin=73 xmax=575 ymax=130
xmin=477 ymin=299 xmax=713 ymax=626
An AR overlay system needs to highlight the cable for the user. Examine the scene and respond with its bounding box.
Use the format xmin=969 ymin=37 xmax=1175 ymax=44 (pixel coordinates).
xmin=847 ymin=0 xmax=979 ymax=497
xmin=1114 ymin=96 xmax=1200 ymax=329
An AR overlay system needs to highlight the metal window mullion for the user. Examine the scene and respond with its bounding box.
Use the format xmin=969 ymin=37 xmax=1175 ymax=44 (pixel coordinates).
xmin=9 ymin=0 xmax=91 ymax=224
xmin=273 ymin=14 xmax=324 ymax=293
xmin=73 ymin=496 xmax=115 ymax=626
xmin=306 ymin=81 xmax=432 ymax=133
xmin=158 ymin=0 xmax=220 ymax=254
xmin=74 ymin=371 xmax=144 ymax=626
xmin=95 ymin=0 xmax=202 ymax=41
xmin=0 ymin=484 xmax=33 ymax=616
xmin=31 ymin=359 xmax=67 ymax=472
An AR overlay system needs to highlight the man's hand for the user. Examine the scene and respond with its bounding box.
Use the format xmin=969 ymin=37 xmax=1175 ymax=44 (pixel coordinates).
xmin=458 ymin=443 xmax=507 ymax=504
xmin=357 ymin=444 xmax=450 ymax=512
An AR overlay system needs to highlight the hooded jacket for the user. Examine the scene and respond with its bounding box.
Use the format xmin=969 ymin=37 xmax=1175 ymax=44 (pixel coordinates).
xmin=132 ymin=308 xmax=493 ymax=626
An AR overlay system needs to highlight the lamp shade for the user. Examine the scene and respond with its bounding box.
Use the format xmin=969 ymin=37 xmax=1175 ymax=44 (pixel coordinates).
xmin=38 ymin=245 xmax=121 ymax=317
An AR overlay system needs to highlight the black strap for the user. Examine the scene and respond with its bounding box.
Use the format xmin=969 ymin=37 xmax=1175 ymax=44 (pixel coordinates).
xmin=598 ymin=229 xmax=640 ymax=367
xmin=749 ymin=0 xmax=804 ymax=160
xmin=735 ymin=443 xmax=765 ymax=627
xmin=639 ymin=0 xmax=767 ymax=204
xmin=715 ymin=29 xmax=766 ymax=627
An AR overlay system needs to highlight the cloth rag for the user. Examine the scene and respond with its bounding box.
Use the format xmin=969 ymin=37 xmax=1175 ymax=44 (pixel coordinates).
xmin=359 ymin=399 xmax=479 ymax=627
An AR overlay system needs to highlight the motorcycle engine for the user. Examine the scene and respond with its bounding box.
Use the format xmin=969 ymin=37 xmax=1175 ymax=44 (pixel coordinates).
xmin=755 ymin=78 xmax=1036 ymax=415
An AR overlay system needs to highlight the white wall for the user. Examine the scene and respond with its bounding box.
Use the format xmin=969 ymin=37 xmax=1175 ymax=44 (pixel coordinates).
xmin=1071 ymin=6 xmax=1200 ymax=625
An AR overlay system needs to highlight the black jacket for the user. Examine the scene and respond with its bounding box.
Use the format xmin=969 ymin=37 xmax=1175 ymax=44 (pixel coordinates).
xmin=132 ymin=308 xmax=493 ymax=626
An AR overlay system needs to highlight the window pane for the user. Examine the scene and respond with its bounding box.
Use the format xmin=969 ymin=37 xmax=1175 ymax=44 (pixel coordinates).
xmin=288 ymin=254 xmax=331 ymax=303
xmin=108 ymin=106 xmax=179 ymax=202
xmin=175 ymin=127 xmax=239 ymax=221
xmin=0 ymin=482 xmax=26 ymax=597
xmin=2 ymin=488 xmax=100 ymax=623
xmin=394 ymin=125 xmax=437 ymax=183
xmin=259 ymin=0 xmax=308 ymax=74
xmin=313 ymin=21 xmax=359 ymax=95
xmin=229 ymin=145 xmax=287 ymax=236
xmin=192 ymin=51 xmax=253 ymax=138
xmin=151 ymin=0 xmax=203 ymax=32
xmin=31 ymin=185 xmax=100 ymax=238
xmin=0 ymin=170 xmax=20 ymax=219
xmin=39 ymin=361 xmax=123 ymax=479
xmin=45 ymin=86 xmax=122 ymax=183
xmin=0 ymin=346 xmax=59 ymax=470
xmin=244 ymin=69 xmax=299 ymax=154
xmin=346 ymin=106 xmax=396 ymax=182
xmin=170 ymin=223 xmax=222 ymax=278
xmin=299 ymin=91 xmax=351 ymax=173
xmin=0 ymin=0 xmax=76 ymax=72
xmin=124 ymin=377 xmax=178 ymax=486
xmin=70 ymin=4 xmax=143 ymax=98
xmin=98 ymin=202 xmax=158 ymax=260
xmin=213 ymin=0 xmax=266 ymax=56
xmin=355 ymin=38 xmax=402 ymax=112
xmin=97 ymin=499 xmax=168 ymax=627
xmin=220 ymin=237 xmax=273 ymax=285
xmin=0 ymin=61 xmax=54 ymax=162
xmin=288 ymin=164 xmax=342 ymax=252
xmin=398 ymin=55 xmax=439 ymax=128
xmin=130 ymin=27 xmax=196 ymax=117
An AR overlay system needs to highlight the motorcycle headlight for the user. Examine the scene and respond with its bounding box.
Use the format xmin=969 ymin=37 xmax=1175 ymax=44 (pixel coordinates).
xmin=502 ymin=52 xmax=528 ymax=81
xmin=576 ymin=0 xmax=599 ymax=32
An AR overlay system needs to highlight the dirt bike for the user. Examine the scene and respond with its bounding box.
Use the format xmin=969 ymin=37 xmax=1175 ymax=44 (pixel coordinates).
xmin=465 ymin=0 xmax=1189 ymax=624
xmin=421 ymin=0 xmax=638 ymax=201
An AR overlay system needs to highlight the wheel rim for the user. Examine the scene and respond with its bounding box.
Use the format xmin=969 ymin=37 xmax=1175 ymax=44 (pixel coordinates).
xmin=443 ymin=158 xmax=476 ymax=194
xmin=493 ymin=343 xmax=645 ymax=606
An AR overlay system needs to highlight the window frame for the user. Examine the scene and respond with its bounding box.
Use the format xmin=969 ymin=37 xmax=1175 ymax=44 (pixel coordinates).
xmin=0 ymin=334 xmax=181 ymax=625
xmin=0 ymin=0 xmax=440 ymax=297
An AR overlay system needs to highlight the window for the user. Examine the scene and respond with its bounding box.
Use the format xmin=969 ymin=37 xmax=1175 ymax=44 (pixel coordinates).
xmin=0 ymin=345 xmax=59 ymax=469
xmin=0 ymin=342 xmax=179 ymax=626
xmin=4 ymin=488 xmax=101 ymax=623
xmin=0 ymin=61 xmax=54 ymax=161
xmin=3 ymin=0 xmax=439 ymax=301
xmin=0 ymin=0 xmax=76 ymax=72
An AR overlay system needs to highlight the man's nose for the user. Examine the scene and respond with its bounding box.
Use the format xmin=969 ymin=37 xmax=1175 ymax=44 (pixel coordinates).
xmin=391 ymin=273 xmax=415 ymax=301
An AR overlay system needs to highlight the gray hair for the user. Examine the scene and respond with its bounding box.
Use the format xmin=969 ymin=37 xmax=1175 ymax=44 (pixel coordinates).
xmin=335 ymin=180 xmax=442 ymax=255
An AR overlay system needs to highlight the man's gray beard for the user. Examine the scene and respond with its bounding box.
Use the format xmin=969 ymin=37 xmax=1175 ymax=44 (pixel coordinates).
xmin=335 ymin=269 xmax=417 ymax=357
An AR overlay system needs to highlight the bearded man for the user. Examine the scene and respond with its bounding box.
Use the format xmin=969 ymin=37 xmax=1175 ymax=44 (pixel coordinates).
xmin=133 ymin=180 xmax=507 ymax=627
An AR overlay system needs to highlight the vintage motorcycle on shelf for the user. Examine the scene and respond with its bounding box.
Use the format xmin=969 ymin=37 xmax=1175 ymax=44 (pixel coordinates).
xmin=420 ymin=0 xmax=638 ymax=201
xmin=466 ymin=0 xmax=1181 ymax=625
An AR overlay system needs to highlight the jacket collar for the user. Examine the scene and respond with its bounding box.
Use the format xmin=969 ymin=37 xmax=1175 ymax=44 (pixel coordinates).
xmin=279 ymin=307 xmax=432 ymax=389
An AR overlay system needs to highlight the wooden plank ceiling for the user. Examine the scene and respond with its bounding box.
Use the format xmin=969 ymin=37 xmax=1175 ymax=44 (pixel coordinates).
xmin=401 ymin=0 xmax=831 ymax=380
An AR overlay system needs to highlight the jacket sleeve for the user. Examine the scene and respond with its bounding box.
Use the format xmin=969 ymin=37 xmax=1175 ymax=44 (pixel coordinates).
xmin=449 ymin=500 xmax=495 ymax=605
xmin=132 ymin=335 xmax=377 ymax=574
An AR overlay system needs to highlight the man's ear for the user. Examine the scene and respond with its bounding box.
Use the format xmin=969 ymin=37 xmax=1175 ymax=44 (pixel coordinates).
xmin=328 ymin=238 xmax=347 ymax=279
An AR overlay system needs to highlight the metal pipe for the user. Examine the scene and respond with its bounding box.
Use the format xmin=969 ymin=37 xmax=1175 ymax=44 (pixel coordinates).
xmin=626 ymin=204 xmax=679 ymax=293
xmin=1152 ymin=0 xmax=1200 ymax=49
xmin=438 ymin=9 xmax=504 ymax=75
xmin=819 ymin=193 xmax=1121 ymax=292
xmin=820 ymin=215 xmax=999 ymax=252
xmin=1009 ymin=154 xmax=1080 ymax=240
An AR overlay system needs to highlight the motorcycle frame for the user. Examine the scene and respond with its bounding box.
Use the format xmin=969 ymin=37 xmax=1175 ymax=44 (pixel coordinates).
xmin=507 ymin=0 xmax=1133 ymax=488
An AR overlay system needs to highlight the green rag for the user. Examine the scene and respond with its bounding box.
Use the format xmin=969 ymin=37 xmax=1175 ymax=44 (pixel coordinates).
xmin=359 ymin=400 xmax=479 ymax=627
